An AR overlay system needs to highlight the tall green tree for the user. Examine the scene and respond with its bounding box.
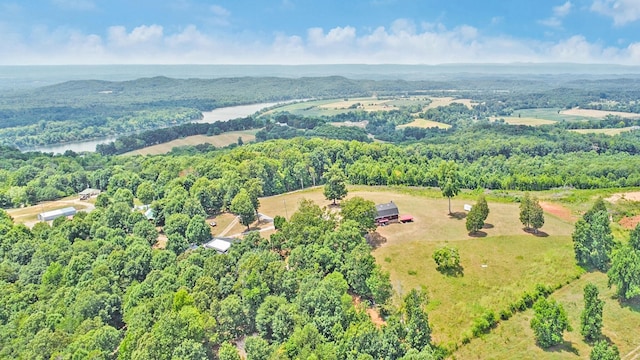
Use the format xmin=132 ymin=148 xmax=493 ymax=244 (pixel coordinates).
xmin=403 ymin=288 xmax=431 ymax=351
xmin=530 ymin=298 xmax=571 ymax=348
xmin=581 ymin=283 xmax=604 ymax=342
xmin=573 ymin=206 xmax=614 ymax=271
xmin=590 ymin=340 xmax=620 ymax=360
xmin=185 ymin=215 xmax=211 ymax=245
xmin=340 ymin=196 xmax=377 ymax=234
xmin=323 ymin=164 xmax=348 ymax=205
xmin=607 ymin=245 xmax=640 ymax=300
xmin=437 ymin=160 xmax=461 ymax=215
xmin=519 ymin=193 xmax=544 ymax=233
xmin=230 ymin=188 xmax=257 ymax=231
xmin=465 ymin=204 xmax=485 ymax=234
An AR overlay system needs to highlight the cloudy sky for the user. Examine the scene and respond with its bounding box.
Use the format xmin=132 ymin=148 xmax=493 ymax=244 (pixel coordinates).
xmin=1 ymin=0 xmax=640 ymax=65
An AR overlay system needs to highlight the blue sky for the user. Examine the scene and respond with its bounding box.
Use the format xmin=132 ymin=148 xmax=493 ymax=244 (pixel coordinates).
xmin=1 ymin=0 xmax=640 ymax=65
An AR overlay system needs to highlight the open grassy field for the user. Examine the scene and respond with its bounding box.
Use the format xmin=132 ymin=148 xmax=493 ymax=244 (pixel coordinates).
xmin=513 ymin=108 xmax=595 ymax=122
xmin=262 ymin=96 xmax=456 ymax=118
xmin=7 ymin=196 xmax=94 ymax=225
xmin=120 ymin=130 xmax=259 ymax=156
xmin=561 ymin=108 xmax=640 ymax=119
xmin=569 ymin=127 xmax=637 ymax=135
xmin=257 ymin=186 xmax=582 ymax=349
xmin=426 ymin=97 xmax=474 ymax=109
xmin=490 ymin=116 xmax=557 ymax=126
xmin=453 ymin=271 xmax=640 ymax=360
xmin=397 ymin=118 xmax=452 ymax=129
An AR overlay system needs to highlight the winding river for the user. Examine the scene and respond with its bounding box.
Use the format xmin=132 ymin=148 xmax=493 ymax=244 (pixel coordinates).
xmin=25 ymin=102 xmax=281 ymax=154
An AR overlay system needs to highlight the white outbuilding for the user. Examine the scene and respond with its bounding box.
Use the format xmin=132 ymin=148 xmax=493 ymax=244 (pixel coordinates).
xmin=37 ymin=207 xmax=77 ymax=221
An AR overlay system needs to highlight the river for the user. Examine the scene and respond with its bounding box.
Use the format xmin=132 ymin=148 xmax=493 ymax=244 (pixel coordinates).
xmin=26 ymin=102 xmax=282 ymax=154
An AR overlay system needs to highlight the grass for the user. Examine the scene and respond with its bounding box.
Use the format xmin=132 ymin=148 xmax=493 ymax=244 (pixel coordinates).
xmin=491 ymin=116 xmax=557 ymax=126
xmin=7 ymin=196 xmax=92 ymax=224
xmin=569 ymin=127 xmax=636 ymax=135
xmin=561 ymin=108 xmax=640 ymax=119
xmin=397 ymin=118 xmax=452 ymax=129
xmin=257 ymin=186 xmax=580 ymax=348
xmin=453 ymin=272 xmax=640 ymax=360
xmin=120 ymin=130 xmax=259 ymax=156
xmin=261 ymin=96 xmax=447 ymax=118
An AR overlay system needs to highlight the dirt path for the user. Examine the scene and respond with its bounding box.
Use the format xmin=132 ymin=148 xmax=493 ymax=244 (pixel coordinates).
xmin=218 ymin=216 xmax=239 ymax=237
xmin=623 ymin=343 xmax=640 ymax=360
xmin=539 ymin=201 xmax=575 ymax=222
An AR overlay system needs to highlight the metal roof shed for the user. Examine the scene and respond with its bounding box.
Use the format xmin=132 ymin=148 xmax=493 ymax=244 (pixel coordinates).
xmin=37 ymin=207 xmax=77 ymax=221
xmin=203 ymin=238 xmax=233 ymax=254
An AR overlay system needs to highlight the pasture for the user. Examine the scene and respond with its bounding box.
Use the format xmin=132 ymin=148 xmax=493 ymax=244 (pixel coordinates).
xmin=397 ymin=118 xmax=452 ymax=129
xmin=561 ymin=108 xmax=640 ymax=119
xmin=120 ymin=130 xmax=259 ymax=156
xmin=569 ymin=127 xmax=636 ymax=135
xmin=262 ymin=96 xmax=467 ymax=118
xmin=491 ymin=116 xmax=557 ymax=126
xmin=256 ymin=186 xmax=582 ymax=348
xmin=453 ymin=272 xmax=640 ymax=360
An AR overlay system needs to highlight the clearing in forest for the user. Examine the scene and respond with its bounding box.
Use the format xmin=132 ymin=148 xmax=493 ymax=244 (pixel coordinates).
xmin=490 ymin=116 xmax=557 ymax=126
xmin=453 ymin=271 xmax=640 ymax=360
xmin=560 ymin=108 xmax=640 ymax=119
xmin=397 ymin=118 xmax=451 ymax=129
xmin=120 ymin=130 xmax=259 ymax=156
xmin=425 ymin=96 xmax=474 ymax=109
xmin=258 ymin=185 xmax=580 ymax=348
xmin=569 ymin=127 xmax=637 ymax=135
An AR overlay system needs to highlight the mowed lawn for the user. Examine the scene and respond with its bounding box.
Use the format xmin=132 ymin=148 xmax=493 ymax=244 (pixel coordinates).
xmin=258 ymin=186 xmax=581 ymax=348
xmin=120 ymin=130 xmax=259 ymax=156
xmin=453 ymin=272 xmax=640 ymax=360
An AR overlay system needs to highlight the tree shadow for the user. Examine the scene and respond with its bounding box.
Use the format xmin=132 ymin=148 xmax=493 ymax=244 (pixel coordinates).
xmin=619 ymin=296 xmax=640 ymax=313
xmin=522 ymin=228 xmax=549 ymax=237
xmin=448 ymin=212 xmax=467 ymax=220
xmin=365 ymin=232 xmax=387 ymax=249
xmin=483 ymin=223 xmax=494 ymax=229
xmin=436 ymin=264 xmax=464 ymax=277
xmin=543 ymin=340 xmax=580 ymax=356
xmin=468 ymin=231 xmax=487 ymax=238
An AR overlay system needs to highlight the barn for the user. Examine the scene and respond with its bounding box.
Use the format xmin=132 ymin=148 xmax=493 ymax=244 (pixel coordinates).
xmin=37 ymin=207 xmax=77 ymax=221
xmin=375 ymin=201 xmax=399 ymax=225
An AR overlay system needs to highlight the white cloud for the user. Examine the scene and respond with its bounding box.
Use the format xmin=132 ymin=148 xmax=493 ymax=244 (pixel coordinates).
xmin=209 ymin=5 xmax=231 ymax=26
xmin=554 ymin=1 xmax=573 ymax=17
xmin=540 ymin=1 xmax=572 ymax=28
xmin=2 ymin=20 xmax=640 ymax=65
xmin=107 ymin=25 xmax=164 ymax=48
xmin=591 ymin=0 xmax=640 ymax=26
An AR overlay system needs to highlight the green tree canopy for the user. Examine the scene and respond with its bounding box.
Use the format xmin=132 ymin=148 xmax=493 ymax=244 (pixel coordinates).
xmin=340 ymin=196 xmax=377 ymax=234
xmin=230 ymin=188 xmax=257 ymax=230
xmin=581 ymin=283 xmax=604 ymax=342
xmin=530 ymin=298 xmax=571 ymax=348
xmin=323 ymin=164 xmax=348 ymax=205
xmin=437 ymin=160 xmax=461 ymax=215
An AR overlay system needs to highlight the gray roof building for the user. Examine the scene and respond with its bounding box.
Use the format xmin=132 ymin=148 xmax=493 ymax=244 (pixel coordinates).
xmin=375 ymin=201 xmax=399 ymax=220
xmin=37 ymin=207 xmax=77 ymax=221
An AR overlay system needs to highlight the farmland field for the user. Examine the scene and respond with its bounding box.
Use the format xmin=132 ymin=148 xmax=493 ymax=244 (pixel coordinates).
xmin=257 ymin=185 xmax=583 ymax=350
xmin=569 ymin=127 xmax=637 ymax=135
xmin=262 ymin=96 xmax=463 ymax=118
xmin=453 ymin=271 xmax=640 ymax=360
xmin=490 ymin=116 xmax=557 ymax=126
xmin=120 ymin=129 xmax=259 ymax=156
xmin=560 ymin=108 xmax=640 ymax=119
xmin=397 ymin=118 xmax=452 ymax=129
